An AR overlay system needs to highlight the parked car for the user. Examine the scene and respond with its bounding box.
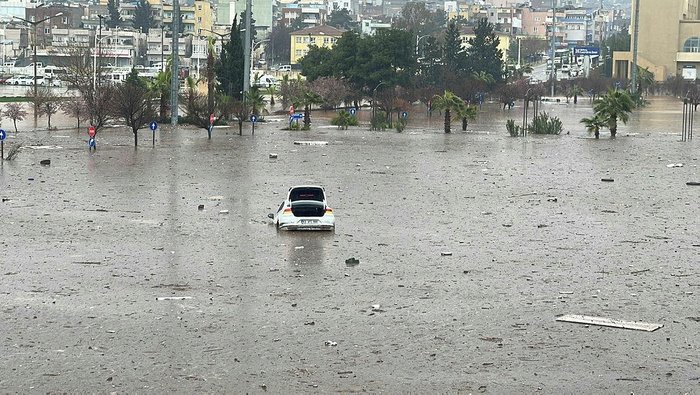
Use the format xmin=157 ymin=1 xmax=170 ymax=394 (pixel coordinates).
xmin=6 ymin=75 xmax=28 ymax=85
xmin=278 ymin=65 xmax=292 ymax=72
xmin=39 ymin=77 xmax=61 ymax=87
xmin=268 ymin=185 xmax=335 ymax=231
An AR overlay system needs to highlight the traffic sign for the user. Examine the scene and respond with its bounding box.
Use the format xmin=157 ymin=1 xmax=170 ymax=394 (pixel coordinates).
xmin=349 ymin=108 xmax=356 ymax=115
xmin=573 ymin=46 xmax=600 ymax=56
xmin=150 ymin=121 xmax=158 ymax=131
xmin=401 ymin=111 xmax=408 ymax=119
xmin=250 ymin=115 xmax=257 ymax=123
xmin=0 ymin=129 xmax=6 ymax=141
xmin=291 ymin=113 xmax=303 ymax=120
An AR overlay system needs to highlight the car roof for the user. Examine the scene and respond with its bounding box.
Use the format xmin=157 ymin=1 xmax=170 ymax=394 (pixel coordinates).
xmin=289 ymin=185 xmax=324 ymax=190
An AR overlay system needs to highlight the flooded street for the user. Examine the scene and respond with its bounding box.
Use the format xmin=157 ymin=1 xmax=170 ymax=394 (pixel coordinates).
xmin=0 ymin=96 xmax=698 ymax=393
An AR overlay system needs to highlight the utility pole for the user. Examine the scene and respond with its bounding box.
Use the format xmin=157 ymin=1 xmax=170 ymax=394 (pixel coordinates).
xmin=550 ymin=0 xmax=556 ymax=97
xmin=171 ymin=0 xmax=180 ymax=125
xmin=14 ymin=10 xmax=64 ymax=127
xmin=243 ymin=0 xmax=252 ymax=94
xmin=630 ymin=0 xmax=640 ymax=94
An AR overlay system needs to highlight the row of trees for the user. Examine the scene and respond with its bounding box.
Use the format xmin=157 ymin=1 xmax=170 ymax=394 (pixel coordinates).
xmin=300 ymin=18 xmax=505 ymax=96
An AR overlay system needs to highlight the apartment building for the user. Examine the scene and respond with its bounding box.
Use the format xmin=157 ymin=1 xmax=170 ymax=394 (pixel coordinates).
xmin=614 ymin=0 xmax=700 ymax=81
xmin=289 ymin=25 xmax=344 ymax=64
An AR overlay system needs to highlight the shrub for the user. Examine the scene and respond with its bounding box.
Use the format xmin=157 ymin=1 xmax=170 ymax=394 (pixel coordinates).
xmin=506 ymin=119 xmax=521 ymax=137
xmin=395 ymin=117 xmax=407 ymax=132
xmin=370 ymin=110 xmax=389 ymax=131
xmin=528 ymin=112 xmax=562 ymax=135
xmin=330 ymin=110 xmax=358 ymax=130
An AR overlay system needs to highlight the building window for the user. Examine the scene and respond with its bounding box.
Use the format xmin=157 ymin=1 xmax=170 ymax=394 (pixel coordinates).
xmin=296 ymin=36 xmax=302 ymax=43
xmin=44 ymin=27 xmax=50 ymax=34
xmin=296 ymin=49 xmax=302 ymax=57
xmin=62 ymin=16 xmax=68 ymax=24
xmin=683 ymin=37 xmax=700 ymax=52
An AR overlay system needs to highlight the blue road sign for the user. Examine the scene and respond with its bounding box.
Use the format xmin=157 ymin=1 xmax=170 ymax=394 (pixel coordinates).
xmin=291 ymin=113 xmax=303 ymax=120
xmin=573 ymin=46 xmax=600 ymax=56
xmin=349 ymin=108 xmax=356 ymax=115
xmin=0 ymin=129 xmax=6 ymax=141
xmin=250 ymin=115 xmax=257 ymax=123
xmin=150 ymin=121 xmax=158 ymax=131
xmin=401 ymin=111 xmax=408 ymax=119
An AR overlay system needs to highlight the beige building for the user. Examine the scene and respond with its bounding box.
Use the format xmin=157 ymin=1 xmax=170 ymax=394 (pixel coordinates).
xmin=614 ymin=0 xmax=700 ymax=81
xmin=290 ymin=25 xmax=344 ymax=64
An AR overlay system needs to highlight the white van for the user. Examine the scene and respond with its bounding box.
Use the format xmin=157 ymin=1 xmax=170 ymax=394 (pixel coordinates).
xmin=253 ymin=74 xmax=279 ymax=88
xmin=279 ymin=65 xmax=292 ymax=72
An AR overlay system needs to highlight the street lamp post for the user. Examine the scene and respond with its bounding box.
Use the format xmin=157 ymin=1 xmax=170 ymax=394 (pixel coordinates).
xmin=415 ymin=34 xmax=429 ymax=57
xmin=14 ymin=11 xmax=64 ymax=125
xmin=242 ymin=0 xmax=252 ymax=94
xmin=161 ymin=25 xmax=165 ymax=72
xmin=371 ymin=81 xmax=387 ymax=130
xmin=630 ymin=0 xmax=640 ymax=94
xmin=550 ymin=0 xmax=556 ymax=97
xmin=92 ymin=15 xmax=105 ymax=92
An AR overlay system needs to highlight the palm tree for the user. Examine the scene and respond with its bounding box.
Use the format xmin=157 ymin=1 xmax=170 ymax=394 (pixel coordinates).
xmin=459 ymin=104 xmax=478 ymax=131
xmin=295 ymin=89 xmax=322 ymax=129
xmin=432 ymin=90 xmax=468 ymax=133
xmin=265 ymin=85 xmax=278 ymax=107
xmin=570 ymin=85 xmax=585 ymax=104
xmin=580 ymin=114 xmax=606 ymax=139
xmin=593 ymin=89 xmax=635 ymax=139
xmin=149 ymin=57 xmax=172 ymax=121
xmin=245 ymin=87 xmax=267 ymax=117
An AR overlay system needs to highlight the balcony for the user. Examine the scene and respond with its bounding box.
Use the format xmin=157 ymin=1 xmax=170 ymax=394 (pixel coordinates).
xmin=676 ymin=52 xmax=700 ymax=63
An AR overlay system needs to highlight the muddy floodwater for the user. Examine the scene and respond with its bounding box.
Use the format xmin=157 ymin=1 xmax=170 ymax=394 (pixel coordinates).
xmin=0 ymin=97 xmax=698 ymax=393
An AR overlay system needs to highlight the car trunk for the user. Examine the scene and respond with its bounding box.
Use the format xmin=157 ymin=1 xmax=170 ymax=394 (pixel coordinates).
xmin=291 ymin=201 xmax=325 ymax=217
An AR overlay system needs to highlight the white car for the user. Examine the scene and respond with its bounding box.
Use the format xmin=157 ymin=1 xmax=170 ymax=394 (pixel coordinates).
xmin=268 ymin=185 xmax=335 ymax=231
xmin=6 ymin=75 xmax=29 ymax=85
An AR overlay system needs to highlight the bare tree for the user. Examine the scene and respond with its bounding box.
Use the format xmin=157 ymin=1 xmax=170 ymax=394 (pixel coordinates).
xmin=3 ymin=103 xmax=28 ymax=133
xmin=230 ymin=100 xmax=251 ymax=135
xmin=32 ymin=87 xmax=60 ymax=129
xmin=112 ymin=73 xmax=156 ymax=147
xmin=310 ymin=77 xmax=352 ymax=111
xmin=61 ymin=46 xmax=113 ymax=133
xmin=180 ymin=77 xmax=212 ymax=133
xmin=61 ymin=96 xmax=89 ymax=129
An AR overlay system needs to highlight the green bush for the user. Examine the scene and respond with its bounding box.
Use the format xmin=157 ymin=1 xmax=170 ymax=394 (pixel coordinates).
xmin=370 ymin=111 xmax=389 ymax=131
xmin=528 ymin=112 xmax=562 ymax=135
xmin=331 ymin=110 xmax=358 ymax=130
xmin=395 ymin=117 xmax=407 ymax=132
xmin=506 ymin=119 xmax=521 ymax=137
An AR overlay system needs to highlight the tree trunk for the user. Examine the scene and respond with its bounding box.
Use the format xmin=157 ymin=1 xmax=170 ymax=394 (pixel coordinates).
xmin=444 ymin=109 xmax=451 ymax=133
xmin=160 ymin=93 xmax=167 ymax=120
xmin=462 ymin=117 xmax=468 ymax=131
xmin=573 ymin=94 xmax=578 ymax=104
xmin=13 ymin=119 xmax=18 ymax=133
xmin=594 ymin=128 xmax=600 ymax=139
xmin=610 ymin=118 xmax=617 ymax=139
xmin=47 ymin=115 xmax=51 ymax=130
xmin=238 ymin=120 xmax=243 ymax=135
xmin=134 ymin=130 xmax=138 ymax=147
xmin=270 ymin=95 xmax=275 ymax=106
xmin=304 ymin=105 xmax=310 ymax=128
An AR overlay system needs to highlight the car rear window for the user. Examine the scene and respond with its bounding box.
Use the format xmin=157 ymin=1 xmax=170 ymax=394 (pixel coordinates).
xmin=289 ymin=188 xmax=324 ymax=202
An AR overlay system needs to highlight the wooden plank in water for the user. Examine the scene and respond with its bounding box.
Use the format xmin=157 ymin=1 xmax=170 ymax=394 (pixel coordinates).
xmin=556 ymin=314 xmax=663 ymax=332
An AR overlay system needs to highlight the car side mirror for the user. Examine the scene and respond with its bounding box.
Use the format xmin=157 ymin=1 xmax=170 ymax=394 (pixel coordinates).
xmin=267 ymin=213 xmax=274 ymax=219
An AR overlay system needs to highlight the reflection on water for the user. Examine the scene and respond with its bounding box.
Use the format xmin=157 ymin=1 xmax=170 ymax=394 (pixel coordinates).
xmin=279 ymin=230 xmax=334 ymax=266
